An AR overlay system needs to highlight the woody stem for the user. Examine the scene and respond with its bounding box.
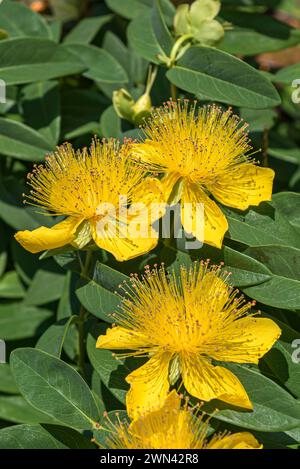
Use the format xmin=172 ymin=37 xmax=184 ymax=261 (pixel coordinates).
xmin=77 ymin=250 xmax=92 ymax=379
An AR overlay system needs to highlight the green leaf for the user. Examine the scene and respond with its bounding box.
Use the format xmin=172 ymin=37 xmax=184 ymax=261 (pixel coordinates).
xmin=102 ymin=32 xmax=131 ymax=80
xmin=0 ymin=177 xmax=47 ymax=230
xmin=91 ymin=370 xmax=115 ymax=414
xmin=152 ymin=0 xmax=174 ymax=56
xmin=0 ymin=38 xmax=86 ymax=85
xmin=0 ymin=424 xmax=95 ymax=449
xmin=166 ymin=46 xmax=281 ymax=109
xmin=36 ymin=317 xmax=77 ymax=357
xmin=48 ymin=19 xmax=62 ymax=43
xmin=100 ymin=31 xmax=148 ymax=98
xmin=100 ymin=105 xmax=121 ymax=138
xmin=127 ymin=13 xmax=165 ymax=64
xmin=63 ymin=44 xmax=128 ymax=84
xmin=0 ymin=118 xmax=53 ymax=161
xmin=63 ymin=15 xmax=112 ymax=44
xmin=0 ymin=0 xmax=51 ymax=39
xmin=106 ymin=0 xmax=152 ymax=19
xmin=0 ymin=396 xmax=58 ymax=425
xmin=263 ymin=321 xmax=300 ymax=399
xmin=106 ymin=0 xmax=175 ymax=22
xmin=0 ymin=224 xmax=8 ymax=277
xmin=253 ymin=427 xmax=300 ymax=449
xmin=203 ymin=364 xmax=300 ymax=432
xmin=61 ymin=89 xmax=105 ymax=140
xmin=268 ymin=132 xmax=300 ymax=165
xmin=223 ymin=246 xmax=272 ymax=288
xmin=272 ymin=192 xmax=300 ymax=231
xmin=56 ymin=271 xmax=80 ymax=361
xmin=12 ymin=244 xmax=57 ymax=285
xmin=239 ymin=108 xmax=277 ymax=133
xmin=21 ymin=81 xmax=61 ymax=147
xmin=87 ymin=325 xmax=132 ymax=405
xmin=48 ymin=0 xmax=84 ymax=22
xmin=273 ymin=63 xmax=300 ymax=85
xmin=0 ymin=303 xmax=52 ymax=340
xmin=24 ymin=267 xmax=65 ymax=306
xmin=0 ymin=364 xmax=19 ymax=394
xmin=242 ymin=245 xmax=300 ymax=310
xmin=11 ymin=348 xmax=100 ymax=430
xmin=246 ymin=245 xmax=300 ymax=281
xmin=219 ymin=12 xmax=300 ymax=56
xmin=0 ymin=177 xmax=53 ymax=231
xmin=0 ymin=271 xmax=25 ymax=299
xmin=225 ymin=203 xmax=300 ymax=249
xmin=161 ymin=241 xmax=271 ymax=289
xmin=57 ymin=271 xmax=80 ymax=320
xmin=76 ymin=261 xmax=128 ymax=321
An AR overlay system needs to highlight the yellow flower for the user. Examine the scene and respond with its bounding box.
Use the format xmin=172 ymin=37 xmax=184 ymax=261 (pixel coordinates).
xmin=15 ymin=139 xmax=165 ymax=262
xmin=132 ymin=101 xmax=275 ymax=248
xmin=103 ymin=391 xmax=262 ymax=449
xmin=96 ymin=262 xmax=281 ymax=418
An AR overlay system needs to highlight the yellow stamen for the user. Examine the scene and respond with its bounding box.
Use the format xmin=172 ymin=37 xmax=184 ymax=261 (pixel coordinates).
xmin=133 ymin=100 xmax=252 ymax=184
xmin=25 ymin=139 xmax=144 ymax=218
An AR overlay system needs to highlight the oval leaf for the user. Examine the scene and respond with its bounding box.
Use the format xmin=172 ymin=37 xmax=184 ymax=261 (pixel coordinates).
xmin=166 ymin=46 xmax=281 ymax=109
xmin=10 ymin=348 xmax=100 ymax=430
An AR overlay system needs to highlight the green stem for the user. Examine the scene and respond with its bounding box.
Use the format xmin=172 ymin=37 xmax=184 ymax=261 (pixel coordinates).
xmin=168 ymin=35 xmax=193 ymax=101
xmin=170 ymin=82 xmax=177 ymax=101
xmin=169 ymin=34 xmax=193 ymax=65
xmin=77 ymin=250 xmax=92 ymax=379
xmin=145 ymin=65 xmax=158 ymax=95
xmin=77 ymin=307 xmax=86 ymax=379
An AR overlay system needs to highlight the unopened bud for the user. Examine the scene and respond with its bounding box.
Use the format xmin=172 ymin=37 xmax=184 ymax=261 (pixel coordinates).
xmin=112 ymin=88 xmax=135 ymax=122
xmin=132 ymin=93 xmax=152 ymax=125
xmin=112 ymin=88 xmax=152 ymax=125
xmin=173 ymin=0 xmax=224 ymax=47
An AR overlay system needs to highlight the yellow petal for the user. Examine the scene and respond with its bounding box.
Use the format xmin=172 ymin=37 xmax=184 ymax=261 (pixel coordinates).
xmin=71 ymin=220 xmax=92 ymax=249
xmin=126 ymin=352 xmax=172 ymax=419
xmin=131 ymin=141 xmax=165 ymax=170
xmin=209 ymin=317 xmax=281 ymax=364
xmin=14 ymin=217 xmax=83 ymax=254
xmin=181 ymin=182 xmax=228 ymax=248
xmin=128 ymin=391 xmax=193 ymax=449
xmin=96 ymin=326 xmax=147 ymax=350
xmin=130 ymin=176 xmax=166 ymax=224
xmin=181 ymin=354 xmax=253 ymax=409
xmin=160 ymin=172 xmax=183 ymax=205
xmin=90 ymin=217 xmax=158 ymax=262
xmin=208 ymin=164 xmax=275 ymax=210
xmin=208 ymin=432 xmax=262 ymax=449
xmin=129 ymin=390 xmax=181 ymax=438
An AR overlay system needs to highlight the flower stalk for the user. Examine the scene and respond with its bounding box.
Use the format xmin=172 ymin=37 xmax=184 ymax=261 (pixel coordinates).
xmin=77 ymin=249 xmax=92 ymax=379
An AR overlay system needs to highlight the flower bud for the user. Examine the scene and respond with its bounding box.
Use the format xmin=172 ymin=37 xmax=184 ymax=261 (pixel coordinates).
xmin=174 ymin=0 xmax=224 ymax=46
xmin=112 ymin=88 xmax=135 ymax=122
xmin=113 ymin=88 xmax=153 ymax=125
xmin=132 ymin=93 xmax=152 ymax=125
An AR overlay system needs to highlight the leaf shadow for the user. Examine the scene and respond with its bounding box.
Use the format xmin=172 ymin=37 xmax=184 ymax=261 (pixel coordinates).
xmin=260 ymin=348 xmax=290 ymax=386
